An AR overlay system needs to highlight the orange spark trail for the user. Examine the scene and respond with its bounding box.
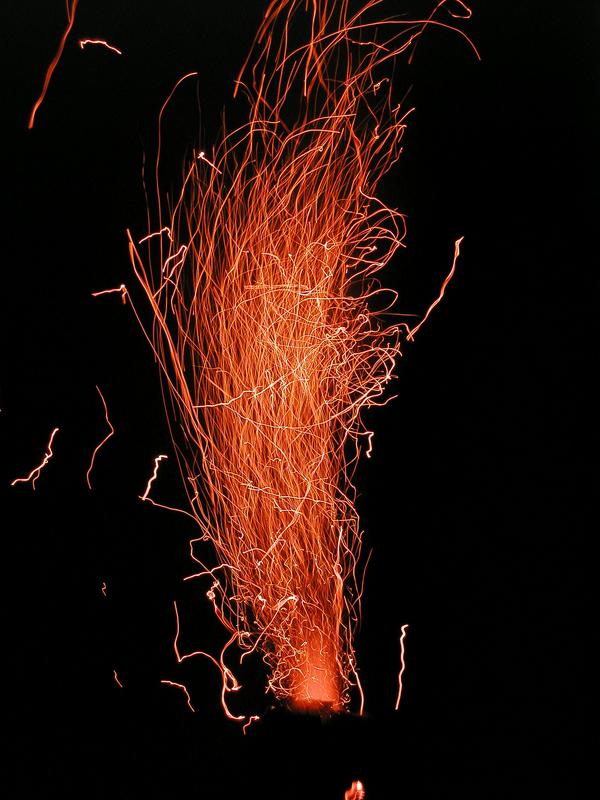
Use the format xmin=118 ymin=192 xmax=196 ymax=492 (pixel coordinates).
xmin=91 ymin=284 xmax=127 ymax=304
xmin=101 ymin=581 xmax=107 ymax=596
xmin=160 ymin=679 xmax=195 ymax=712
xmin=79 ymin=39 xmax=122 ymax=56
xmin=394 ymin=624 xmax=409 ymax=711
xmin=11 ymin=427 xmax=59 ymax=489
xmin=139 ymin=454 xmax=168 ymax=501
xmin=86 ymin=386 xmax=115 ymax=490
xmin=407 ymin=236 xmax=463 ymax=341
xmin=130 ymin=0 xmax=474 ymax=714
xmin=113 ymin=670 xmax=123 ymax=688
xmin=28 ymin=0 xmax=79 ymax=129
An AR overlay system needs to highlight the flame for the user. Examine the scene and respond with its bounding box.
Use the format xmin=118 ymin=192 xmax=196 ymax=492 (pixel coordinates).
xmin=128 ymin=0 xmax=474 ymax=713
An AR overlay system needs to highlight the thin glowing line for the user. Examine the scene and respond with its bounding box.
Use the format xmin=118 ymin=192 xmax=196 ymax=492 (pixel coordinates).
xmin=394 ymin=624 xmax=409 ymax=711
xmin=28 ymin=0 xmax=79 ymax=129
xmin=86 ymin=386 xmax=115 ymax=489
xmin=11 ymin=427 xmax=59 ymax=489
xmin=79 ymin=39 xmax=122 ymax=55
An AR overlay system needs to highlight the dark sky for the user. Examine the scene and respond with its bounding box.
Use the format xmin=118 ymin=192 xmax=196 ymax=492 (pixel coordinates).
xmin=1 ymin=1 xmax=593 ymax=797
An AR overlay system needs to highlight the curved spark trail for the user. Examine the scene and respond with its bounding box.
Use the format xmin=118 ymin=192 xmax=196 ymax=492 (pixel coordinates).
xmin=129 ymin=0 xmax=474 ymax=714
xmin=86 ymin=386 xmax=115 ymax=490
xmin=394 ymin=624 xmax=409 ymax=711
xmin=11 ymin=427 xmax=60 ymax=489
xmin=160 ymin=679 xmax=195 ymax=712
xmin=28 ymin=0 xmax=79 ymax=129
xmin=79 ymin=39 xmax=122 ymax=56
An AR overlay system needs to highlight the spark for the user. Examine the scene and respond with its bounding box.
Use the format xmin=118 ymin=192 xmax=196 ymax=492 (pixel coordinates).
xmin=11 ymin=427 xmax=59 ymax=489
xmin=138 ymin=227 xmax=172 ymax=245
xmin=129 ymin=0 xmax=475 ymax=714
xmin=113 ymin=670 xmax=123 ymax=688
xmin=101 ymin=581 xmax=107 ymax=596
xmin=28 ymin=0 xmax=79 ymax=129
xmin=407 ymin=237 xmax=464 ymax=341
xmin=79 ymin=39 xmax=122 ymax=56
xmin=86 ymin=386 xmax=115 ymax=490
xmin=242 ymin=715 xmax=261 ymax=735
xmin=160 ymin=679 xmax=196 ymax=712
xmin=197 ymin=150 xmax=222 ymax=175
xmin=139 ymin=454 xmax=168 ymax=502
xmin=394 ymin=624 xmax=410 ymax=711
xmin=91 ymin=284 xmax=127 ymax=304
xmin=344 ymin=780 xmax=366 ymax=800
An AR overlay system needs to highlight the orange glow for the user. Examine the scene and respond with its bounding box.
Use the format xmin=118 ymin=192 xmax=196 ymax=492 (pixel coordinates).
xmin=28 ymin=0 xmax=79 ymax=129
xmin=128 ymin=0 xmax=473 ymax=714
xmin=86 ymin=385 xmax=114 ymax=490
xmin=11 ymin=427 xmax=59 ymax=489
xmin=79 ymin=39 xmax=122 ymax=56
xmin=113 ymin=670 xmax=123 ymax=688
xmin=344 ymin=780 xmax=366 ymax=800
xmin=394 ymin=623 xmax=409 ymax=711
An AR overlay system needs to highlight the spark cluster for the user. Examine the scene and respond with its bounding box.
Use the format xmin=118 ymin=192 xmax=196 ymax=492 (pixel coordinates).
xmin=129 ymin=0 xmax=473 ymax=713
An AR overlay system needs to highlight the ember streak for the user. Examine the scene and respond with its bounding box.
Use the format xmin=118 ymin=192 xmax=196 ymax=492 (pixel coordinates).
xmin=129 ymin=0 xmax=475 ymax=714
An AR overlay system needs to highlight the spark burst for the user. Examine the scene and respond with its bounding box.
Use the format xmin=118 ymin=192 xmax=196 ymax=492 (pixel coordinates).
xmin=129 ymin=0 xmax=475 ymax=714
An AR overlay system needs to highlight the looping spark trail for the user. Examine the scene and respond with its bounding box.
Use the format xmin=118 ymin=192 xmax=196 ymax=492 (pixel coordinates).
xmin=28 ymin=0 xmax=79 ymax=129
xmin=11 ymin=427 xmax=59 ymax=489
xmin=394 ymin=623 xmax=409 ymax=711
xmin=79 ymin=39 xmax=122 ymax=56
xmin=130 ymin=0 xmax=474 ymax=713
xmin=86 ymin=386 xmax=115 ymax=489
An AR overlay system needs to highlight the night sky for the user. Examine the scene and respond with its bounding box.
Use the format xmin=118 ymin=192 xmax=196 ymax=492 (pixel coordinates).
xmin=2 ymin=1 xmax=592 ymax=797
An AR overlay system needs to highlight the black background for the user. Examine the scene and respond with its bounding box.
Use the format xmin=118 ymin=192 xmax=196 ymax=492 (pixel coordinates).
xmin=1 ymin=1 xmax=593 ymax=797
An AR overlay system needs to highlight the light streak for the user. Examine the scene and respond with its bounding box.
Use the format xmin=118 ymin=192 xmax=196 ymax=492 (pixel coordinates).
xmin=28 ymin=0 xmax=79 ymax=129
xmin=113 ymin=670 xmax=123 ymax=688
xmin=242 ymin=715 xmax=261 ymax=735
xmin=86 ymin=386 xmax=115 ymax=490
xmin=139 ymin=454 xmax=168 ymax=502
xmin=394 ymin=624 xmax=409 ymax=711
xmin=160 ymin=679 xmax=195 ymax=712
xmin=101 ymin=581 xmax=107 ymax=596
xmin=11 ymin=427 xmax=59 ymax=489
xmin=407 ymin=236 xmax=464 ymax=341
xmin=91 ymin=284 xmax=128 ymax=304
xmin=130 ymin=0 xmax=474 ymax=714
xmin=344 ymin=780 xmax=366 ymax=800
xmin=79 ymin=39 xmax=122 ymax=56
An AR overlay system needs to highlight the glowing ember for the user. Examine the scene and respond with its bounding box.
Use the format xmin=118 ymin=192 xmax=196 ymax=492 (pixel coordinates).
xmin=128 ymin=0 xmax=475 ymax=714
xmin=28 ymin=0 xmax=79 ymax=129
xmin=11 ymin=427 xmax=60 ymax=489
xmin=344 ymin=780 xmax=366 ymax=800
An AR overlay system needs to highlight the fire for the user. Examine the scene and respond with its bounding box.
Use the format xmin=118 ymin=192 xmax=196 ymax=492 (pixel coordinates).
xmin=128 ymin=0 xmax=475 ymax=714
